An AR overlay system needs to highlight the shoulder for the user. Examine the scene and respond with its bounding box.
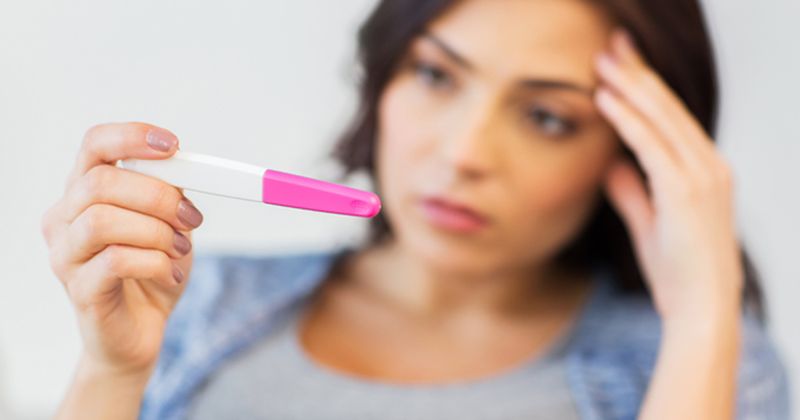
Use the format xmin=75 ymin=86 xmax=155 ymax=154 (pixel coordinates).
xmin=573 ymin=273 xmax=790 ymax=418
xmin=173 ymin=249 xmax=340 ymax=320
xmin=140 ymin=247 xmax=346 ymax=420
xmin=735 ymin=312 xmax=791 ymax=418
xmin=163 ymin=247 xmax=344 ymax=363
xmin=161 ymin=249 xmax=338 ymax=349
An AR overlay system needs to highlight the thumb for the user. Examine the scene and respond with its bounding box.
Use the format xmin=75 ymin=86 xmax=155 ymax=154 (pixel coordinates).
xmin=68 ymin=122 xmax=179 ymax=188
xmin=604 ymin=158 xmax=653 ymax=245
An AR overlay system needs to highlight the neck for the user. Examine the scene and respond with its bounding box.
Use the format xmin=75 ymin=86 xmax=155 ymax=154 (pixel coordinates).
xmin=347 ymin=239 xmax=587 ymax=321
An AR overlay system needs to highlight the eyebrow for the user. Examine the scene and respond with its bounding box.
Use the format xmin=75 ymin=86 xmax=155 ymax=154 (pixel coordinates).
xmin=421 ymin=32 xmax=595 ymax=96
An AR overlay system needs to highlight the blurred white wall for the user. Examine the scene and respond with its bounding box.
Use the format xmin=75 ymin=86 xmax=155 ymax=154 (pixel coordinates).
xmin=704 ymin=0 xmax=800 ymax=415
xmin=0 ymin=0 xmax=796 ymax=418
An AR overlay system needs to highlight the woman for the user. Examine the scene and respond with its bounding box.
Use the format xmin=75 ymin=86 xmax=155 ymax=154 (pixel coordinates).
xmin=43 ymin=0 xmax=789 ymax=419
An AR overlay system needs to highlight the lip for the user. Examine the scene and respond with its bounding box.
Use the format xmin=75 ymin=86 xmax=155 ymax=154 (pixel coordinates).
xmin=418 ymin=195 xmax=489 ymax=233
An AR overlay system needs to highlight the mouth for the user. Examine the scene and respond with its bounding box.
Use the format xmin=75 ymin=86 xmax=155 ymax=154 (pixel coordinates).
xmin=418 ymin=195 xmax=490 ymax=233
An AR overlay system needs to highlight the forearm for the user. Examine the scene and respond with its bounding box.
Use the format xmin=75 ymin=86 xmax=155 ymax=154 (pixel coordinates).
xmin=55 ymin=353 xmax=152 ymax=420
xmin=640 ymin=304 xmax=741 ymax=420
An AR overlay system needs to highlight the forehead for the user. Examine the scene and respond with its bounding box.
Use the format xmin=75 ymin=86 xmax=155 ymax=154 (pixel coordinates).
xmin=426 ymin=0 xmax=613 ymax=86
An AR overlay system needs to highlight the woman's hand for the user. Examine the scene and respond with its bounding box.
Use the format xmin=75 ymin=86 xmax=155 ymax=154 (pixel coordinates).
xmin=41 ymin=123 xmax=204 ymax=419
xmin=594 ymin=29 xmax=743 ymax=419
xmin=594 ymin=30 xmax=743 ymax=322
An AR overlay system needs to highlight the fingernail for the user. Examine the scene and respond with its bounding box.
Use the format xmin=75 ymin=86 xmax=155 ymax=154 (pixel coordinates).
xmin=177 ymin=198 xmax=203 ymax=229
xmin=172 ymin=264 xmax=184 ymax=284
xmin=173 ymin=231 xmax=192 ymax=256
xmin=146 ymin=128 xmax=177 ymax=152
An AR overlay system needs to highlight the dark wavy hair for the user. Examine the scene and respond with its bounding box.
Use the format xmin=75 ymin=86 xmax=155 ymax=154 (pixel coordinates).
xmin=331 ymin=0 xmax=765 ymax=319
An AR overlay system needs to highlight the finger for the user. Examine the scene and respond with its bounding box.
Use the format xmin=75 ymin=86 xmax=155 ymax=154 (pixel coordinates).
xmin=67 ymin=245 xmax=182 ymax=310
xmin=604 ymin=157 xmax=654 ymax=245
xmin=612 ymin=29 xmax=716 ymax=153
xmin=41 ymin=203 xmax=65 ymax=248
xmin=597 ymin=30 xmax=717 ymax=172
xmin=65 ymin=203 xmax=192 ymax=262
xmin=61 ymin=164 xmax=203 ymax=231
xmin=67 ymin=122 xmax=179 ymax=190
xmin=594 ymin=87 xmax=682 ymax=186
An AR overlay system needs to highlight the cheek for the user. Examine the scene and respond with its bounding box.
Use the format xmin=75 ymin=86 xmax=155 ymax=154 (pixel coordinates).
xmin=522 ymin=158 xmax=604 ymax=211
xmin=501 ymin=137 xmax=618 ymax=252
xmin=377 ymin=84 xmax=416 ymax=176
xmin=377 ymin=76 xmax=440 ymax=163
xmin=521 ymin=128 xmax=618 ymax=209
xmin=374 ymin=79 xmax=431 ymax=224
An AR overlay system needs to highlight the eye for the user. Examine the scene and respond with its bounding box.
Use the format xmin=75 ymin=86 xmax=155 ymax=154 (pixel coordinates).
xmin=525 ymin=105 xmax=577 ymax=137
xmin=412 ymin=60 xmax=453 ymax=90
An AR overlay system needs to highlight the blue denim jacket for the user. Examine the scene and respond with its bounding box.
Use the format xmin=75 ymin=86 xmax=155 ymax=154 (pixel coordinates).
xmin=140 ymin=248 xmax=791 ymax=419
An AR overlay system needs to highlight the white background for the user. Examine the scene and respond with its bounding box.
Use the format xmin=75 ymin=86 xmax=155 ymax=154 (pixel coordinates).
xmin=0 ymin=1 xmax=797 ymax=418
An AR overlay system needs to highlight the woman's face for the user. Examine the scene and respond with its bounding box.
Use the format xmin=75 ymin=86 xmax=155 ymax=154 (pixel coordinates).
xmin=376 ymin=0 xmax=620 ymax=276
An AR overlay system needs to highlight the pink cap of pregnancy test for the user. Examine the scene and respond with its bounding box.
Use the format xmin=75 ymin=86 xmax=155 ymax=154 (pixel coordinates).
xmin=262 ymin=169 xmax=381 ymax=218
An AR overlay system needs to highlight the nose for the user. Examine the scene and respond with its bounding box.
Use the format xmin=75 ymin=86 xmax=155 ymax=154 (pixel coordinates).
xmin=439 ymin=98 xmax=500 ymax=179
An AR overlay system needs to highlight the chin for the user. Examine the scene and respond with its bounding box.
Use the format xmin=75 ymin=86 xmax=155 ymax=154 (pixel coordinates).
xmin=397 ymin=221 xmax=506 ymax=277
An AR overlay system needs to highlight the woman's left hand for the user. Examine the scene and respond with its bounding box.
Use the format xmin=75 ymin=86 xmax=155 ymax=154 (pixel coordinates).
xmin=593 ymin=28 xmax=744 ymax=323
xmin=594 ymin=28 xmax=746 ymax=420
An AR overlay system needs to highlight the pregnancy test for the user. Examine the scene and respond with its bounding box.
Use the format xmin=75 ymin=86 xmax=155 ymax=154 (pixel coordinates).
xmin=117 ymin=151 xmax=381 ymax=218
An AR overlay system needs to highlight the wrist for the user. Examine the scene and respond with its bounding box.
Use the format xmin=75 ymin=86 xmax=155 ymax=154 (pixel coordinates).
xmin=661 ymin=279 xmax=742 ymax=326
xmin=662 ymin=300 xmax=741 ymax=341
xmin=76 ymin=352 xmax=154 ymax=388
xmin=55 ymin=353 xmax=152 ymax=420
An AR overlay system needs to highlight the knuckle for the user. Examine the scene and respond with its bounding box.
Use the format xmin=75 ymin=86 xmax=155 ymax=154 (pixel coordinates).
xmin=126 ymin=121 xmax=152 ymax=132
xmin=82 ymin=165 xmax=114 ymax=201
xmin=122 ymin=122 xmax=152 ymax=146
xmin=77 ymin=204 xmax=109 ymax=243
xmin=150 ymin=220 xmax=175 ymax=250
xmin=40 ymin=206 xmax=56 ymax=242
xmin=81 ymin=124 xmax=105 ymax=147
xmin=138 ymin=250 xmax=171 ymax=282
xmin=80 ymin=123 xmax=115 ymax=156
xmin=669 ymin=177 xmax=701 ymax=201
xmin=99 ymin=245 xmax=127 ymax=276
xmin=48 ymin=245 xmax=68 ymax=280
xmin=638 ymin=70 xmax=671 ymax=112
xmin=695 ymin=175 xmax=715 ymax=195
xmin=640 ymin=67 xmax=663 ymax=91
xmin=155 ymin=252 xmax=173 ymax=277
xmin=677 ymin=175 xmax=721 ymax=204
xmin=716 ymin=161 xmax=734 ymax=187
xmin=148 ymin=182 xmax=178 ymax=213
xmin=632 ymin=66 xmax=655 ymax=90
xmin=643 ymin=82 xmax=673 ymax=115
